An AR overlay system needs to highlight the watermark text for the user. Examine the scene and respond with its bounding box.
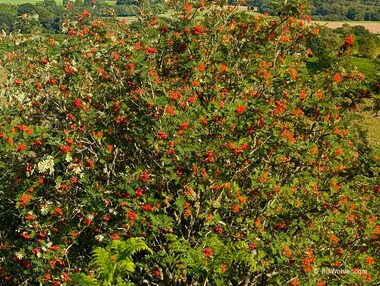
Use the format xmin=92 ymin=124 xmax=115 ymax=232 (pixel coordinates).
xmin=315 ymin=268 xmax=368 ymax=275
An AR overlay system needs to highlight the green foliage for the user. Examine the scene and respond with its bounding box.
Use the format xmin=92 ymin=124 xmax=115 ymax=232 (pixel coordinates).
xmin=0 ymin=1 xmax=379 ymax=285
xmin=358 ymin=36 xmax=378 ymax=58
xmin=0 ymin=11 xmax=17 ymax=33
xmin=70 ymin=238 xmax=152 ymax=286
xmin=312 ymin=0 xmax=380 ymax=21
xmin=348 ymin=57 xmax=377 ymax=79
xmin=70 ymin=275 xmax=99 ymax=286
xmin=0 ymin=3 xmax=18 ymax=15
xmin=306 ymin=26 xmax=341 ymax=69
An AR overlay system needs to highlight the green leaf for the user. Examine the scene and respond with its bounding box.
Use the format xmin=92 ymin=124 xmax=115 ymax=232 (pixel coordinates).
xmin=69 ymin=274 xmax=98 ymax=286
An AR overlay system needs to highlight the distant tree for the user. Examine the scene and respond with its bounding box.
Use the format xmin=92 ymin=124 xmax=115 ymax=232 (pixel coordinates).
xmin=306 ymin=26 xmax=341 ymax=69
xmin=367 ymin=12 xmax=380 ymax=21
xmin=0 ymin=12 xmax=16 ymax=33
xmin=0 ymin=3 xmax=18 ymax=15
xmin=358 ymin=36 xmax=378 ymax=58
xmin=37 ymin=7 xmax=60 ymax=32
xmin=347 ymin=8 xmax=364 ymax=20
xmin=17 ymin=2 xmax=62 ymax=33
xmin=13 ymin=13 xmax=41 ymax=34
xmin=17 ymin=3 xmax=38 ymax=16
xmin=310 ymin=0 xmax=380 ymax=21
xmin=334 ymin=23 xmax=353 ymax=37
xmin=43 ymin=0 xmax=57 ymax=7
xmin=352 ymin=25 xmax=371 ymax=37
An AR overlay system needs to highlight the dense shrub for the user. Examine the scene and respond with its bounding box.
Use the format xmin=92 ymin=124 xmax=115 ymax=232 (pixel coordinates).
xmin=0 ymin=1 xmax=379 ymax=285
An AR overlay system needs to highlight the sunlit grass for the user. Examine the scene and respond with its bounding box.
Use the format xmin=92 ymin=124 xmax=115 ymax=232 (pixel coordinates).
xmin=104 ymin=0 xmax=116 ymax=5
xmin=0 ymin=68 xmax=6 ymax=83
xmin=357 ymin=99 xmax=380 ymax=146
xmin=349 ymin=56 xmax=379 ymax=146
xmin=361 ymin=115 xmax=380 ymax=146
xmin=349 ymin=57 xmax=377 ymax=80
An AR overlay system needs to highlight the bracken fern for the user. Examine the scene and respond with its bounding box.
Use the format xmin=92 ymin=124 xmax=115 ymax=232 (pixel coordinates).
xmin=70 ymin=238 xmax=152 ymax=286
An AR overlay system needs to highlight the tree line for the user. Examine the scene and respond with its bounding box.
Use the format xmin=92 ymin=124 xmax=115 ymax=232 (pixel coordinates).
xmin=0 ymin=0 xmax=167 ymax=34
xmin=237 ymin=0 xmax=380 ymax=21
xmin=311 ymin=0 xmax=380 ymax=21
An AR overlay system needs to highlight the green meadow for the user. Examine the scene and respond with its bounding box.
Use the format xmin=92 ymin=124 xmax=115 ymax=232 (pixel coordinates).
xmin=361 ymin=108 xmax=380 ymax=146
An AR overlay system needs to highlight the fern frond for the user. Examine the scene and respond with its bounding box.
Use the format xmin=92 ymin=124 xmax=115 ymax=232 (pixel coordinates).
xmin=163 ymin=234 xmax=197 ymax=268
xmin=76 ymin=238 xmax=152 ymax=286
xmin=91 ymin=247 xmax=115 ymax=285
xmin=234 ymin=249 xmax=257 ymax=270
xmin=115 ymin=276 xmax=135 ymax=286
xmin=114 ymin=238 xmax=152 ymax=266
xmin=116 ymin=260 xmax=136 ymax=274
xmin=69 ymin=273 xmax=98 ymax=286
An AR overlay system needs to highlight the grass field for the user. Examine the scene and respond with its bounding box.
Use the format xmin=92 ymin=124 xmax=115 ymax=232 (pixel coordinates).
xmin=361 ymin=114 xmax=380 ymax=146
xmin=357 ymin=99 xmax=380 ymax=146
xmin=348 ymin=57 xmax=377 ymax=79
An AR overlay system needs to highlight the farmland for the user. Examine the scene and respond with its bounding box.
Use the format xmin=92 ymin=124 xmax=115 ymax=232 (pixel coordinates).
xmin=314 ymin=20 xmax=380 ymax=34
